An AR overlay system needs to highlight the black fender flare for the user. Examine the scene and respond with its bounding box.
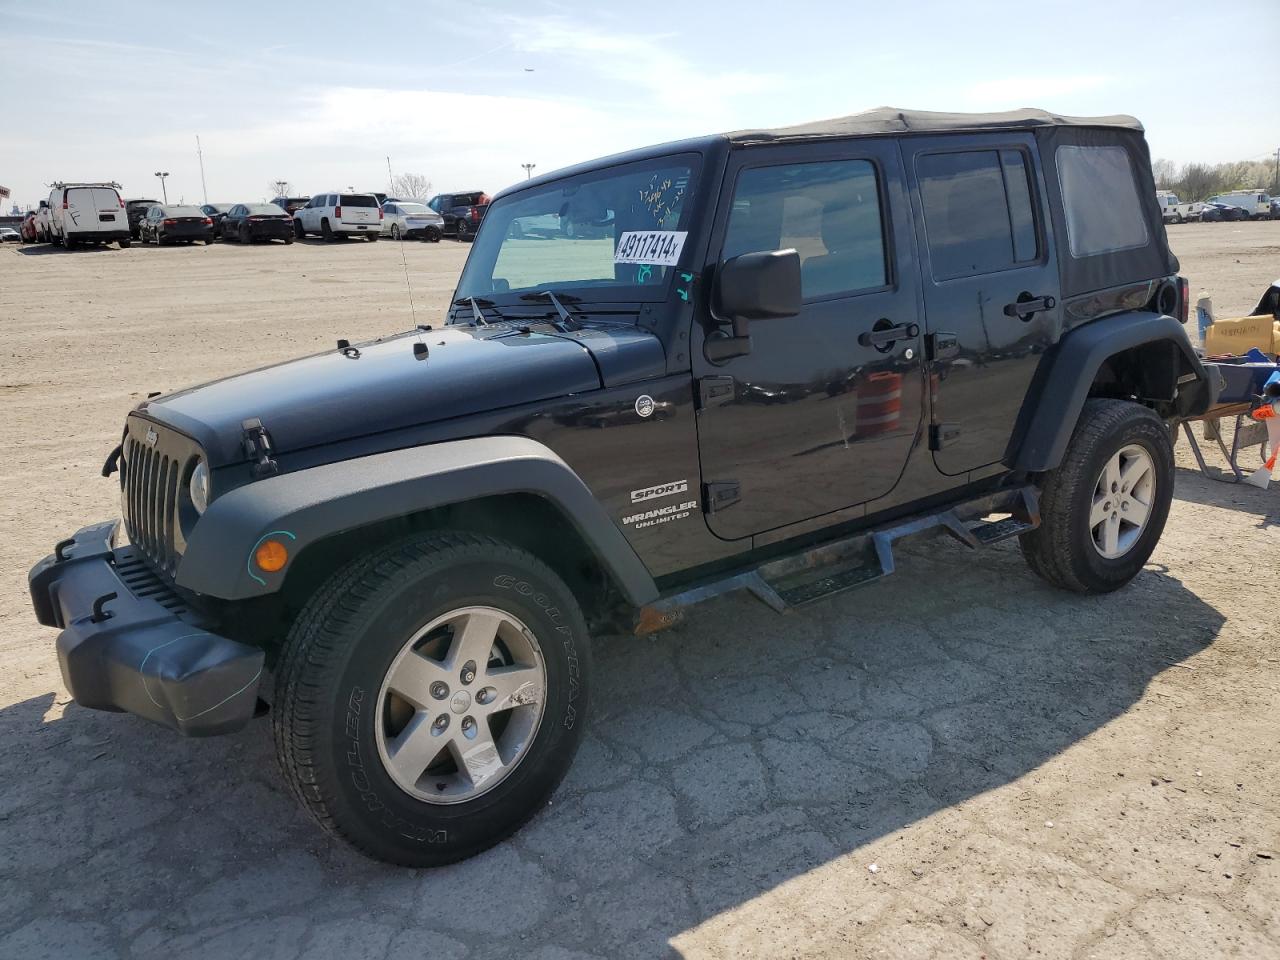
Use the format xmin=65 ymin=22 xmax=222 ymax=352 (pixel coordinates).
xmin=175 ymin=436 xmax=659 ymax=605
xmin=1009 ymin=312 xmax=1216 ymax=473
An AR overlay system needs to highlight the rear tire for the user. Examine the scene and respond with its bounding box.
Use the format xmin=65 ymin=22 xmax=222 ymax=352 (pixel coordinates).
xmin=367 ymin=232 xmax=378 ymax=242
xmin=118 ymin=238 xmax=131 ymax=248
xmin=273 ymin=531 xmax=590 ymax=867
xmin=391 ymin=224 xmax=402 ymax=240
xmin=425 ymin=226 xmax=441 ymax=243
xmin=1019 ymin=399 xmax=1173 ymax=594
xmin=321 ymin=219 xmax=333 ymax=241
xmin=456 ymin=220 xmax=471 ymax=242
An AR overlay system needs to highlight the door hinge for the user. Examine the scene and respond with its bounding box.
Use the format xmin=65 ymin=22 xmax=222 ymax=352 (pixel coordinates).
xmin=703 ymin=481 xmax=741 ymax=513
xmin=926 ymin=332 xmax=960 ymax=362
xmin=929 ymin=424 xmax=961 ymax=451
xmin=698 ymin=375 xmax=735 ymax=409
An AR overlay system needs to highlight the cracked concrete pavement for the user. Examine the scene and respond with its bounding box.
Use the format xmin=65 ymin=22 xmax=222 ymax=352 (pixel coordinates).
xmin=2 ymin=224 xmax=1278 ymax=958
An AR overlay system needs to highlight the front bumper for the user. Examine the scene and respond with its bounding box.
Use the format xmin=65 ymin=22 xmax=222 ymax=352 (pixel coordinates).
xmin=28 ymin=521 xmax=264 ymax=737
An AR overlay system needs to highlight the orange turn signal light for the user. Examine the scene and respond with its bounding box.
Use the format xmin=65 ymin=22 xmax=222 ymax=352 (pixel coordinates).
xmin=254 ymin=539 xmax=289 ymax=572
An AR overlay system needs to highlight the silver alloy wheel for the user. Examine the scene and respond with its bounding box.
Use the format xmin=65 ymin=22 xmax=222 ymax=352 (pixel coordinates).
xmin=375 ymin=605 xmax=547 ymax=804
xmin=1090 ymin=443 xmax=1155 ymax=559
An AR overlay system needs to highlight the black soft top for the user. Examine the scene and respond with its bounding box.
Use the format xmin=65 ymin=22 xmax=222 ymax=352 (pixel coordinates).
xmin=727 ymin=106 xmax=1143 ymax=144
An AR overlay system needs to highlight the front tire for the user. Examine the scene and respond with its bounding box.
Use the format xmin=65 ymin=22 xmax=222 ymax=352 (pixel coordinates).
xmin=294 ymin=219 xmax=306 ymax=240
xmin=118 ymin=238 xmax=131 ymax=248
xmin=273 ymin=532 xmax=591 ymax=867
xmin=1020 ymin=399 xmax=1173 ymax=594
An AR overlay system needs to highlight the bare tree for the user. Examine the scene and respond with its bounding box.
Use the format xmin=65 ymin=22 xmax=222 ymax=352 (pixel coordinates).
xmin=390 ymin=172 xmax=432 ymax=200
xmin=1151 ymin=158 xmax=1177 ymax=189
xmin=268 ymin=180 xmax=294 ymax=198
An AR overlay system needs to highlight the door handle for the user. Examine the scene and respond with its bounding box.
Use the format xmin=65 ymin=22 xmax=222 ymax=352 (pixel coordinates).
xmin=1003 ymin=294 xmax=1056 ymax=318
xmin=858 ymin=321 xmax=919 ymax=348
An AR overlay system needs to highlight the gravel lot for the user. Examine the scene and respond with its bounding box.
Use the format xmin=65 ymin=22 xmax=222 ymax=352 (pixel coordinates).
xmin=2 ymin=224 xmax=1278 ymax=959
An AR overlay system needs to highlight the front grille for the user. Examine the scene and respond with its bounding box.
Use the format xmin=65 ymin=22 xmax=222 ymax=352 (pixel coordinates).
xmin=121 ymin=417 xmax=201 ymax=576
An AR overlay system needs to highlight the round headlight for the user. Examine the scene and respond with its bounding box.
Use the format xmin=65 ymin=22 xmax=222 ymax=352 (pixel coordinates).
xmin=189 ymin=459 xmax=210 ymax=515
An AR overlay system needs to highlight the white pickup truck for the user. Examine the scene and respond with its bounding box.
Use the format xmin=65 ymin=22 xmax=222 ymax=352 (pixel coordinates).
xmin=1155 ymin=191 xmax=1204 ymax=224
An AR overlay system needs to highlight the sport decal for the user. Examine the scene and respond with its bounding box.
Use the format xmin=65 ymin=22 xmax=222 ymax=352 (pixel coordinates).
xmin=630 ymin=480 xmax=689 ymax=504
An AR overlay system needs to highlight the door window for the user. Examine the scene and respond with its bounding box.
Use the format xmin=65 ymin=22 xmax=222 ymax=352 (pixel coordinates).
xmin=723 ymin=159 xmax=887 ymax=299
xmin=917 ymin=150 xmax=1040 ymax=280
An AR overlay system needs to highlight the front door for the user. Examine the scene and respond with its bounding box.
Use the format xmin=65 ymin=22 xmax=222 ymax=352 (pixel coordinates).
xmin=903 ymin=134 xmax=1061 ymax=475
xmin=694 ymin=140 xmax=924 ymax=541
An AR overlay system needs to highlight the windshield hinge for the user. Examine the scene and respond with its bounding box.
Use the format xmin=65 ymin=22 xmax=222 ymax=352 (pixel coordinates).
xmin=241 ymin=418 xmax=279 ymax=478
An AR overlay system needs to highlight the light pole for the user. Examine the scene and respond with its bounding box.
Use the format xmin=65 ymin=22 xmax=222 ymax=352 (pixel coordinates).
xmin=154 ymin=171 xmax=169 ymax=204
xmin=272 ymin=180 xmax=288 ymax=198
xmin=521 ymin=163 xmax=536 ymax=180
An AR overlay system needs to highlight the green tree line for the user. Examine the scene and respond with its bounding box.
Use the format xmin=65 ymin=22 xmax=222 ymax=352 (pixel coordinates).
xmin=1151 ymin=157 xmax=1278 ymax=201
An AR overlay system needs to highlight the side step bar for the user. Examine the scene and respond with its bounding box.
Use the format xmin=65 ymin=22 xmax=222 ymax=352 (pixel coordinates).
xmin=634 ymin=485 xmax=1040 ymax=634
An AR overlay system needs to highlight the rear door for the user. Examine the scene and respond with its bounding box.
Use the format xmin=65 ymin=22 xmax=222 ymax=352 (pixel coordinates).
xmin=903 ymin=134 xmax=1060 ymax=476
xmin=90 ymin=187 xmax=122 ymax=229
xmin=694 ymin=139 xmax=924 ymax=541
xmin=341 ymin=194 xmax=378 ymax=227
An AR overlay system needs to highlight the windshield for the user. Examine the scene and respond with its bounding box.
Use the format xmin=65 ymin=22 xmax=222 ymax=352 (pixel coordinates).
xmin=456 ymin=155 xmax=698 ymax=302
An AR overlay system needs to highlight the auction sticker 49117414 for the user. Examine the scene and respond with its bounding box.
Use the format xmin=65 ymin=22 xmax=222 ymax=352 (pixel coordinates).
xmin=614 ymin=230 xmax=687 ymax=266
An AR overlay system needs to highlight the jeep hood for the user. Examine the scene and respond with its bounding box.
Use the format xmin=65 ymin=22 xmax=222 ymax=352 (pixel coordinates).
xmin=136 ymin=323 xmax=664 ymax=467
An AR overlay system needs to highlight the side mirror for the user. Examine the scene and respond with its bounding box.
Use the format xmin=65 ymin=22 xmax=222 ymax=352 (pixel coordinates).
xmin=706 ymin=249 xmax=801 ymax=362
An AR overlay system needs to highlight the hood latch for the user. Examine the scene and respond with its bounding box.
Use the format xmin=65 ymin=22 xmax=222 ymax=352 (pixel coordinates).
xmin=241 ymin=418 xmax=279 ymax=478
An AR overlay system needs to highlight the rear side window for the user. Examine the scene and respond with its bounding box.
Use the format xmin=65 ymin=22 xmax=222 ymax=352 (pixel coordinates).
xmin=1055 ymin=145 xmax=1149 ymax=258
xmin=917 ymin=149 xmax=1040 ymax=281
xmin=341 ymin=194 xmax=377 ymax=207
xmin=723 ymin=159 xmax=887 ymax=300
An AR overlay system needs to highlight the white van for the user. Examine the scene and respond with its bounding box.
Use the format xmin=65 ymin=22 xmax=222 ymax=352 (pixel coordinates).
xmin=1207 ymin=190 xmax=1272 ymax=220
xmin=47 ymin=182 xmax=131 ymax=248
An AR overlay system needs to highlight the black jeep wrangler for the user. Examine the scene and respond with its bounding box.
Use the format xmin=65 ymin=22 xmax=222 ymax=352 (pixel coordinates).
xmin=29 ymin=107 xmax=1213 ymax=866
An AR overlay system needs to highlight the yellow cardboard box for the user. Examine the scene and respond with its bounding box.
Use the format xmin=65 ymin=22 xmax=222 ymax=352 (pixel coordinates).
xmin=1204 ymin=314 xmax=1280 ymax=358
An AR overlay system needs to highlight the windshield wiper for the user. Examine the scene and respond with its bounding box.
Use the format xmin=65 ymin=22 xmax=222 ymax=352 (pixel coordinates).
xmin=519 ymin=290 xmax=582 ymax=332
xmin=451 ymin=296 xmax=500 ymax=325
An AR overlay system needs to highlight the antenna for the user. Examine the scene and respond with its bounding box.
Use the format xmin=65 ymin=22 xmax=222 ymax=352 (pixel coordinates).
xmin=395 ymin=226 xmax=420 ymax=329
xmin=196 ymin=135 xmax=208 ymax=204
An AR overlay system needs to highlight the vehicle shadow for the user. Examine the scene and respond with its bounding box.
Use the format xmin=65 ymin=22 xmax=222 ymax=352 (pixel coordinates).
xmin=2 ymin=540 xmax=1222 ymax=958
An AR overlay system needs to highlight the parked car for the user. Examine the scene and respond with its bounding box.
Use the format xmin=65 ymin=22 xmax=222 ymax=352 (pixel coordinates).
xmin=381 ymin=201 xmax=444 ymax=241
xmin=125 ymin=199 xmax=160 ymax=239
xmin=1271 ymin=197 xmax=1280 ymax=219
xmin=1154 ymin=190 xmax=1203 ymax=224
xmin=426 ymin=191 xmax=489 ymax=241
xmin=200 ymin=203 xmax=235 ymax=234
xmin=1199 ymin=201 xmax=1247 ymax=223
xmin=220 ymin=203 xmax=294 ymax=243
xmin=27 ymin=107 xmax=1215 ymax=868
xmin=46 ymin=182 xmax=130 ymax=248
xmin=292 ymin=192 xmax=381 ymax=240
xmin=138 ymin=204 xmax=215 ymax=244
xmin=34 ymin=200 xmax=52 ymax=242
xmin=20 ymin=211 xmax=39 ymax=243
xmin=0 ymin=227 xmax=20 ymax=243
xmin=270 ymin=196 xmax=311 ymax=215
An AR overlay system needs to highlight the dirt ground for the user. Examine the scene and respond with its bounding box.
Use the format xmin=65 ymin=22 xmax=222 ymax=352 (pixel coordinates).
xmin=1 ymin=223 xmax=1278 ymax=960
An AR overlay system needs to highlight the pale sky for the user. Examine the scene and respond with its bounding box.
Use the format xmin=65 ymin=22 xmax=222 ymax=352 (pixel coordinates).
xmin=2 ymin=0 xmax=1277 ymax=211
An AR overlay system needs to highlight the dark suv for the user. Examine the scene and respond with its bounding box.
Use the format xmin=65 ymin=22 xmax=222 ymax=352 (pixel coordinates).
xmin=427 ymin=190 xmax=489 ymax=240
xmin=29 ymin=107 xmax=1213 ymax=868
xmin=124 ymin=199 xmax=160 ymax=239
